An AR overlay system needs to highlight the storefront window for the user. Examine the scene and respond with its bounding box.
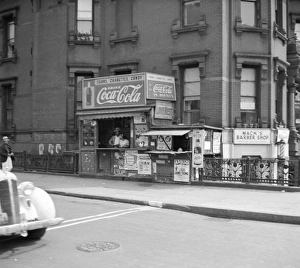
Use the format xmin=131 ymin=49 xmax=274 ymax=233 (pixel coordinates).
xmin=203 ymin=129 xmax=221 ymax=155
xmin=98 ymin=118 xmax=131 ymax=148
xmin=173 ymin=135 xmax=191 ymax=151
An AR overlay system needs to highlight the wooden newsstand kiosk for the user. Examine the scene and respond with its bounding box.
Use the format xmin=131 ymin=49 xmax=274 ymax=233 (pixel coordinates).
xmin=77 ymin=72 xmax=177 ymax=180
xmin=77 ymin=72 xmax=222 ymax=183
xmin=140 ymin=125 xmax=222 ymax=183
xmin=140 ymin=127 xmax=192 ymax=183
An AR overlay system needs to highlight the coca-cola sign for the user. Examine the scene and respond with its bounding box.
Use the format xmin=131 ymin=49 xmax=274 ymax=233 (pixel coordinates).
xmin=146 ymin=73 xmax=176 ymax=101
xmin=96 ymin=84 xmax=143 ymax=105
xmin=82 ymin=73 xmax=146 ymax=109
xmin=82 ymin=72 xmax=176 ymax=110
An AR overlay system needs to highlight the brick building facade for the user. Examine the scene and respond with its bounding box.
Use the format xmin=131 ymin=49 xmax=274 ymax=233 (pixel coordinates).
xmin=0 ymin=0 xmax=300 ymax=161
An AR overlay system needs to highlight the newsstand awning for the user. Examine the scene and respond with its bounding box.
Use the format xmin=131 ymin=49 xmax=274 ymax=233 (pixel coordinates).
xmin=140 ymin=130 xmax=190 ymax=136
xmin=76 ymin=107 xmax=151 ymax=120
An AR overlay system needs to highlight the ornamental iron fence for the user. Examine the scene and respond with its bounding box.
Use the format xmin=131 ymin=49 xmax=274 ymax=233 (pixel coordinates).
xmin=11 ymin=152 xmax=300 ymax=186
xmin=13 ymin=152 xmax=78 ymax=174
xmin=202 ymin=157 xmax=300 ymax=186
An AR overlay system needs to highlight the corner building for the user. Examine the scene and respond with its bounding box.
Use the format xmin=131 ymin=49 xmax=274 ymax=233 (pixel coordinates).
xmin=1 ymin=0 xmax=300 ymax=179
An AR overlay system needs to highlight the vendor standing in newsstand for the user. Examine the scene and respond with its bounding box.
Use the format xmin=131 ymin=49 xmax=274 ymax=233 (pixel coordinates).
xmin=109 ymin=127 xmax=121 ymax=147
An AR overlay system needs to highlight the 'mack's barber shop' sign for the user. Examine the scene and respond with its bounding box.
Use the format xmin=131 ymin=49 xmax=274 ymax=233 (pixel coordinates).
xmin=233 ymin=129 xmax=271 ymax=144
xmin=82 ymin=72 xmax=176 ymax=109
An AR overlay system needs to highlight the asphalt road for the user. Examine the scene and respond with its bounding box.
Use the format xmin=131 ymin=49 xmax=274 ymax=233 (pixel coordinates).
xmin=1 ymin=195 xmax=300 ymax=268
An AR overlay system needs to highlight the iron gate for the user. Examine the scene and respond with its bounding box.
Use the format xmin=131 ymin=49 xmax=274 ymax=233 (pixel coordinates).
xmin=202 ymin=158 xmax=300 ymax=186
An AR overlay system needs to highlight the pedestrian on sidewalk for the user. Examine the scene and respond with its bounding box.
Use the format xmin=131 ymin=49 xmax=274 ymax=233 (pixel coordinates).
xmin=0 ymin=136 xmax=15 ymax=171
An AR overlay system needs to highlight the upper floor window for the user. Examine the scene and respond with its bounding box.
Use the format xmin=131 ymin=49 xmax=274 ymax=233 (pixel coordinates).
xmin=275 ymin=0 xmax=283 ymax=29
xmin=77 ymin=0 xmax=93 ymax=35
xmin=275 ymin=71 xmax=282 ymax=125
xmin=116 ymin=0 xmax=133 ymax=38
xmin=183 ymin=0 xmax=200 ymax=26
xmin=3 ymin=16 xmax=15 ymax=59
xmin=108 ymin=61 xmax=139 ymax=75
xmin=240 ymin=67 xmax=258 ymax=126
xmin=236 ymin=0 xmax=268 ymax=36
xmin=183 ymin=67 xmax=200 ymax=124
xmin=241 ymin=0 xmax=257 ymax=27
xmin=114 ymin=69 xmax=132 ymax=75
xmin=275 ymin=0 xmax=286 ymax=36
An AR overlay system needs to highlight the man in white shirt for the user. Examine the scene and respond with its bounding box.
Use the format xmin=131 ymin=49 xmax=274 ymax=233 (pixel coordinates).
xmin=109 ymin=127 xmax=121 ymax=147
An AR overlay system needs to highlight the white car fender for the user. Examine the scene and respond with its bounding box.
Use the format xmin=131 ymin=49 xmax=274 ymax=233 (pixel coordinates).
xmin=19 ymin=196 xmax=39 ymax=221
xmin=29 ymin=187 xmax=56 ymax=220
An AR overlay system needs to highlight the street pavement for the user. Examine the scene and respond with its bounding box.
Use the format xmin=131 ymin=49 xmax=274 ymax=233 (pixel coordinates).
xmin=14 ymin=171 xmax=300 ymax=225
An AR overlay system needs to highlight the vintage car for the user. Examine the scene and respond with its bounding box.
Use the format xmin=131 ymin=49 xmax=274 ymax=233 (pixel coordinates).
xmin=0 ymin=170 xmax=63 ymax=239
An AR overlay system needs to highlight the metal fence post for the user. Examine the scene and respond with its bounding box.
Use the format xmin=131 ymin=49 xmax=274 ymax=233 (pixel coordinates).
xmin=246 ymin=156 xmax=250 ymax=184
xmin=73 ymin=153 xmax=76 ymax=174
xmin=46 ymin=153 xmax=50 ymax=172
xmin=23 ymin=151 xmax=26 ymax=171
xmin=200 ymin=168 xmax=203 ymax=181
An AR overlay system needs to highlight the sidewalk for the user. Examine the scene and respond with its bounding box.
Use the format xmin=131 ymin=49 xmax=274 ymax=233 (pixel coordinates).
xmin=14 ymin=171 xmax=300 ymax=225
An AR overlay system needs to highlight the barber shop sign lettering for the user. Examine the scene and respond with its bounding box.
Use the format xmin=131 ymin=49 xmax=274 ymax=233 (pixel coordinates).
xmin=82 ymin=73 xmax=146 ymax=109
xmin=233 ymin=129 xmax=271 ymax=144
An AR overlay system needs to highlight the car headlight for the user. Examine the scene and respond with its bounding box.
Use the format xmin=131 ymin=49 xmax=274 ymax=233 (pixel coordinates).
xmin=18 ymin=181 xmax=35 ymax=196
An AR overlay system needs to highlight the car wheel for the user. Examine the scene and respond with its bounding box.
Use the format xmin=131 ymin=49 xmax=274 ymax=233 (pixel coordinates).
xmin=26 ymin=228 xmax=47 ymax=240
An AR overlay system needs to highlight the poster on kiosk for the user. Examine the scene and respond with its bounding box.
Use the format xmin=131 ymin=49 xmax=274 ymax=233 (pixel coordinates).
xmin=192 ymin=129 xmax=205 ymax=169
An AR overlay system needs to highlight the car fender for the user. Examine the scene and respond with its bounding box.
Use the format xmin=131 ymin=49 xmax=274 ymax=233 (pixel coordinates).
xmin=19 ymin=196 xmax=39 ymax=221
xmin=28 ymin=187 xmax=56 ymax=220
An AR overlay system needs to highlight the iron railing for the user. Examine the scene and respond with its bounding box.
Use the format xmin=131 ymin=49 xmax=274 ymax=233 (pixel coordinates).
xmin=13 ymin=152 xmax=78 ymax=174
xmin=202 ymin=158 xmax=300 ymax=186
xmin=11 ymin=152 xmax=300 ymax=186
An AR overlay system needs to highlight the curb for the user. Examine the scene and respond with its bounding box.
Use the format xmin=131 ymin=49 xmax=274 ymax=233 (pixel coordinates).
xmin=14 ymin=170 xmax=300 ymax=192
xmin=47 ymin=190 xmax=300 ymax=226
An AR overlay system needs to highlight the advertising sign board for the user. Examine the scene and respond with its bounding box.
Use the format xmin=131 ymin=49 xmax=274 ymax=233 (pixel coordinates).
xmin=146 ymin=73 xmax=176 ymax=101
xmin=124 ymin=150 xmax=138 ymax=170
xmin=174 ymin=159 xmax=190 ymax=182
xmin=82 ymin=73 xmax=146 ymax=109
xmin=137 ymin=154 xmax=151 ymax=175
xmin=154 ymin=100 xmax=174 ymax=119
xmin=233 ymin=129 xmax=271 ymax=144
xmin=82 ymin=72 xmax=176 ymax=109
xmin=192 ymin=129 xmax=205 ymax=169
